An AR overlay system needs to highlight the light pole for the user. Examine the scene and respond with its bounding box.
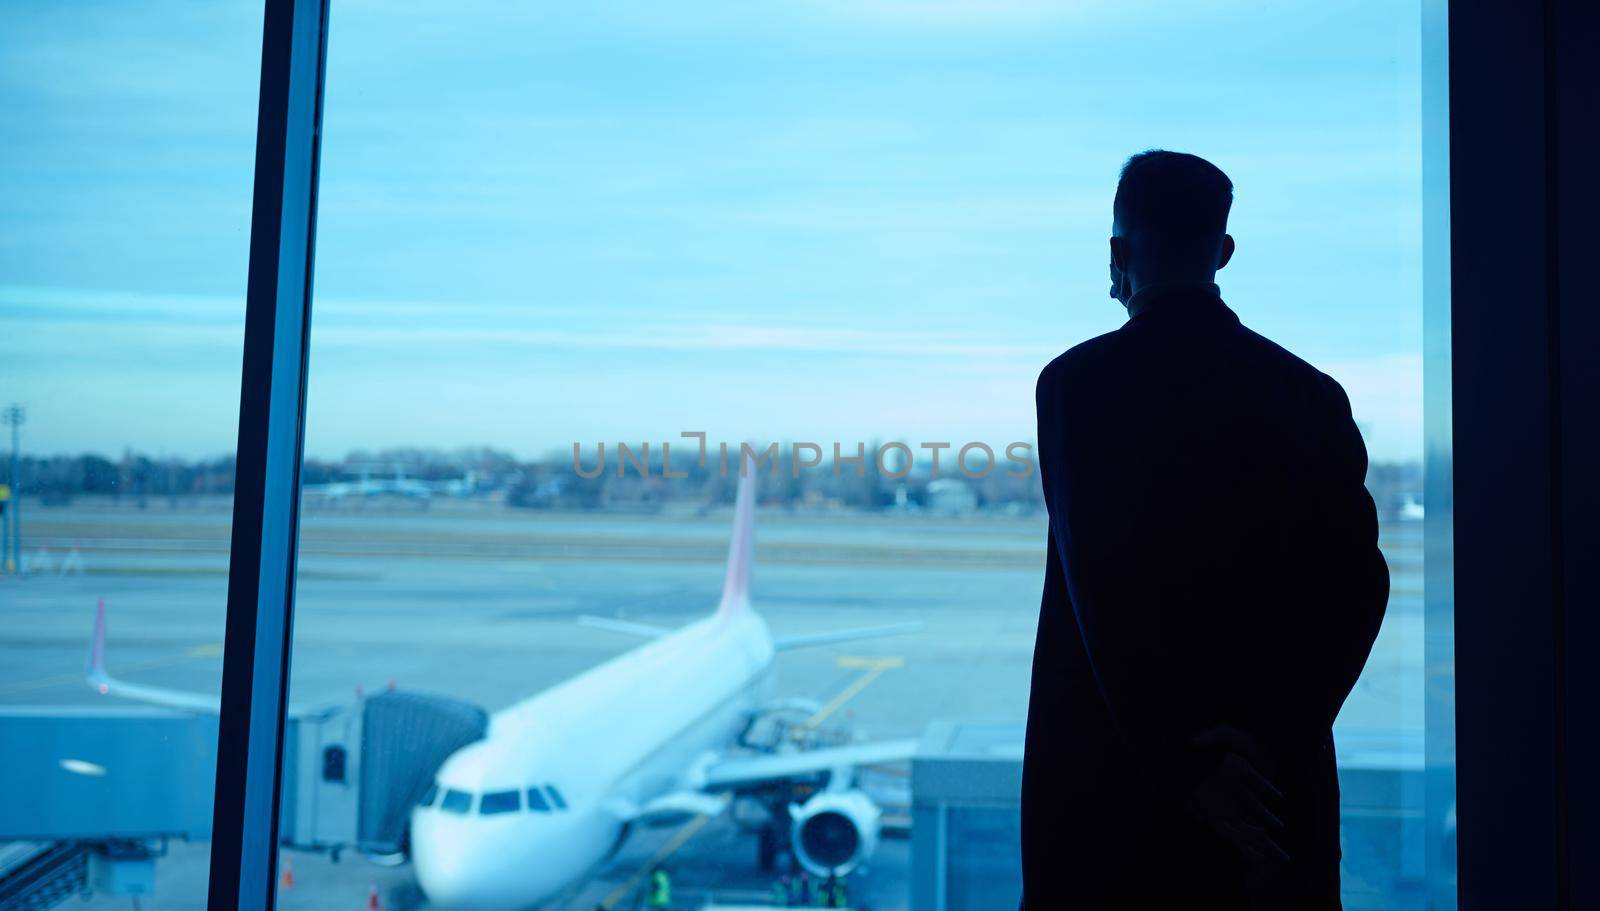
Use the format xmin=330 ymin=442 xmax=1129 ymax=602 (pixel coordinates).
xmin=3 ymin=405 xmax=23 ymax=575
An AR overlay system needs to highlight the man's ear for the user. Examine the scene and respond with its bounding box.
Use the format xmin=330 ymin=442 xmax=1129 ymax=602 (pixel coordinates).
xmin=1108 ymin=236 xmax=1130 ymax=302
xmin=1110 ymin=236 xmax=1128 ymax=272
xmin=1218 ymin=234 xmax=1236 ymax=271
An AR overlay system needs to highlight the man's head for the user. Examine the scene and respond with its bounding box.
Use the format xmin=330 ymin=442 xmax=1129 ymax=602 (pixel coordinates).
xmin=1109 ymin=150 xmax=1235 ymax=304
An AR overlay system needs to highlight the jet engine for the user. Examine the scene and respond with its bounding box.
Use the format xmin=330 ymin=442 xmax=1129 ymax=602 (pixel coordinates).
xmin=788 ymin=789 xmax=881 ymax=877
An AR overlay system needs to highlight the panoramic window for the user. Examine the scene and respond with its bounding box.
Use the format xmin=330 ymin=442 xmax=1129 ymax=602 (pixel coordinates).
xmin=0 ymin=1 xmax=262 ymax=907
xmin=266 ymin=3 xmax=1431 ymax=910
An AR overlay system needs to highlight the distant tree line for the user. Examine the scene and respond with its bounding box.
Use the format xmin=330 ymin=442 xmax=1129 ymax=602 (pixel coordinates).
xmin=504 ymin=443 xmax=1045 ymax=514
xmin=11 ymin=452 xmax=238 ymax=504
xmin=0 ymin=447 xmax=1424 ymax=519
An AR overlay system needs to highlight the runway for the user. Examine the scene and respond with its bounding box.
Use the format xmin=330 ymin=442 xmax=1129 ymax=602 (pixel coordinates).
xmin=0 ymin=498 xmax=1422 ymax=909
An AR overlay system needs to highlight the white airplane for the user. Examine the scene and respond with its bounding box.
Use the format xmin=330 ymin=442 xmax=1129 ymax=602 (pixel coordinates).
xmin=87 ymin=453 xmax=921 ymax=910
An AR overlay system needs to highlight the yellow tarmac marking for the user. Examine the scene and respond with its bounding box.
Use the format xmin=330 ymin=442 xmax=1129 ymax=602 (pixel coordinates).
xmin=800 ymin=656 xmax=904 ymax=731
xmin=0 ymin=643 xmax=224 ymax=697
xmin=0 ymin=671 xmax=94 ymax=697
xmin=597 ymin=814 xmax=712 ymax=910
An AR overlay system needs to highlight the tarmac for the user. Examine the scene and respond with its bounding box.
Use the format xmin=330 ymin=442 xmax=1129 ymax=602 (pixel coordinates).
xmin=0 ymin=498 xmax=1422 ymax=909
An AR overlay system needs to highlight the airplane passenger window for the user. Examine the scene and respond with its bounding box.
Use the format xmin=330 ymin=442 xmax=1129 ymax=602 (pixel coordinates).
xmin=526 ymin=788 xmax=551 ymax=813
xmin=545 ymin=786 xmax=568 ymax=811
xmin=275 ymin=2 xmax=1433 ymax=909
xmin=0 ymin=2 xmax=262 ymax=905
xmin=480 ymin=790 xmax=522 ymax=815
xmin=439 ymin=790 xmax=473 ymax=815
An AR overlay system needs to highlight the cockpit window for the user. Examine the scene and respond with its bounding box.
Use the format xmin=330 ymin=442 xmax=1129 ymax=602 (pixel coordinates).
xmin=480 ymin=790 xmax=521 ymax=815
xmin=545 ymin=785 xmax=568 ymax=810
xmin=439 ymin=789 xmax=472 ymax=814
xmin=526 ymin=787 xmax=550 ymax=812
xmin=417 ymin=784 xmax=439 ymax=808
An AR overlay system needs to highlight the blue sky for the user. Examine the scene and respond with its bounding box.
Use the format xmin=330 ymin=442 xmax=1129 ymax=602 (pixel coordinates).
xmin=1 ymin=0 xmax=1422 ymax=461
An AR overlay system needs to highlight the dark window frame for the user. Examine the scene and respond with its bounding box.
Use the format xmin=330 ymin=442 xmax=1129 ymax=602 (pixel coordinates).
xmin=204 ymin=0 xmax=329 ymax=909
xmin=1442 ymin=3 xmax=1600 ymax=909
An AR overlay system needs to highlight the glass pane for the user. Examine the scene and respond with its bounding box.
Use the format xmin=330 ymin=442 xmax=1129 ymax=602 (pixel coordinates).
xmin=0 ymin=1 xmax=262 ymax=907
xmin=281 ymin=2 xmax=1430 ymax=909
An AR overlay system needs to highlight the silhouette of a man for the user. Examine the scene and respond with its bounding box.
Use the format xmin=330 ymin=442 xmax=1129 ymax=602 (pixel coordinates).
xmin=1021 ymin=151 xmax=1389 ymax=909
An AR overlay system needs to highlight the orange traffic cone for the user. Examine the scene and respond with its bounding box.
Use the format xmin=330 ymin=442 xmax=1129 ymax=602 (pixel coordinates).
xmin=367 ymin=882 xmax=381 ymax=910
xmin=279 ymin=856 xmax=294 ymax=889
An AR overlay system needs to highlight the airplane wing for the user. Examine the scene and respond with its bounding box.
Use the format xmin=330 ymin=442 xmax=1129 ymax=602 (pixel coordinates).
xmin=698 ymin=738 xmax=919 ymax=791
xmin=581 ymin=617 xmax=921 ymax=649
xmin=86 ymin=599 xmax=222 ymax=713
xmin=605 ymin=790 xmax=730 ymax=826
xmin=87 ymin=670 xmax=223 ymax=713
xmin=577 ymin=615 xmax=673 ymax=639
xmin=772 ymin=622 xmax=922 ymax=652
xmin=603 ymin=740 xmax=917 ymax=823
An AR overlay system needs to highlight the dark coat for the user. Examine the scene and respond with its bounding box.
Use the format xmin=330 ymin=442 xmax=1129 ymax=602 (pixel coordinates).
xmin=1020 ymin=285 xmax=1389 ymax=909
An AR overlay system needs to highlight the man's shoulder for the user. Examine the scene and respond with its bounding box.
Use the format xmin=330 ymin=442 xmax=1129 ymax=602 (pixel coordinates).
xmin=1037 ymin=319 xmax=1348 ymax=408
xmin=1234 ymin=324 xmax=1349 ymax=403
xmin=1237 ymin=322 xmax=1313 ymax=371
xmin=1036 ymin=329 xmax=1124 ymax=399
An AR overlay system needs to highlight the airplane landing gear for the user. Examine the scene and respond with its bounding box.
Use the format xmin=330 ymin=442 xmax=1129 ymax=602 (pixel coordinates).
xmin=758 ymin=823 xmax=778 ymax=872
xmin=757 ymin=818 xmax=797 ymax=874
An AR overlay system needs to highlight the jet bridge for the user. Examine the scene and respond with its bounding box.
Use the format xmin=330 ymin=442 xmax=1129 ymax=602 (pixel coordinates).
xmin=0 ymin=690 xmax=486 ymax=908
xmin=353 ymin=690 xmax=489 ymax=854
xmin=289 ymin=689 xmax=490 ymax=858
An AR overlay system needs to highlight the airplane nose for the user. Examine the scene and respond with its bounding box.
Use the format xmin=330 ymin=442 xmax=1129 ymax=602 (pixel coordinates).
xmin=412 ymin=815 xmax=565 ymax=911
xmin=416 ymin=856 xmax=547 ymax=911
xmin=415 ymin=874 xmax=534 ymax=911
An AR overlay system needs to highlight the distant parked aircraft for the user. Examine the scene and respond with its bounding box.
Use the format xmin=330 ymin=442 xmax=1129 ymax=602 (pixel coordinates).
xmin=302 ymin=464 xmax=434 ymax=502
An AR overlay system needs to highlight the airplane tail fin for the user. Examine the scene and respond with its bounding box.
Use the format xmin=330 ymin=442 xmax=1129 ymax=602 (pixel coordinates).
xmin=717 ymin=447 xmax=757 ymax=616
xmin=85 ymin=599 xmax=222 ymax=713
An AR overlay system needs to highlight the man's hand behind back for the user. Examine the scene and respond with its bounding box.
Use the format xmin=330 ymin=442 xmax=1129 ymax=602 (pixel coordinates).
xmin=1183 ymin=725 xmax=1290 ymax=865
